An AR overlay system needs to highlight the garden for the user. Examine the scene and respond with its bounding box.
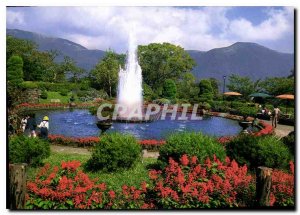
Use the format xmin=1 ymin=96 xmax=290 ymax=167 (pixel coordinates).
xmin=7 ymin=33 xmax=295 ymax=210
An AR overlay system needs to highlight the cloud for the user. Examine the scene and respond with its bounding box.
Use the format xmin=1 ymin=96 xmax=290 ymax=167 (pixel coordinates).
xmin=227 ymin=7 xmax=294 ymax=41
xmin=6 ymin=6 xmax=294 ymax=53
xmin=6 ymin=10 xmax=24 ymax=25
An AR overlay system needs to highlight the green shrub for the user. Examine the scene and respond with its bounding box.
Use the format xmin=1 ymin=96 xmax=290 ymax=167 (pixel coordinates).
xmin=20 ymin=81 xmax=39 ymax=89
xmin=85 ymin=133 xmax=141 ymax=172
xmin=238 ymin=106 xmax=257 ymax=117
xmin=158 ymin=132 xmax=226 ymax=168
xmin=153 ymin=98 xmax=170 ymax=105
xmin=281 ymin=131 xmax=295 ymax=155
xmin=59 ymin=89 xmax=69 ymax=96
xmin=40 ymin=90 xmax=48 ymax=99
xmin=9 ymin=135 xmax=50 ymax=167
xmin=226 ymin=135 xmax=292 ymax=170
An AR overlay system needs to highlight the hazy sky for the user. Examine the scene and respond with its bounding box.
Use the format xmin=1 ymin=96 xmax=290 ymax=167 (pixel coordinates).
xmin=6 ymin=6 xmax=294 ymax=53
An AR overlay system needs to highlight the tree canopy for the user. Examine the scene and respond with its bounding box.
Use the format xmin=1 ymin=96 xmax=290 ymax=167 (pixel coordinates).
xmin=138 ymin=43 xmax=196 ymax=95
xmin=90 ymin=50 xmax=125 ymax=97
xmin=7 ymin=55 xmax=24 ymax=87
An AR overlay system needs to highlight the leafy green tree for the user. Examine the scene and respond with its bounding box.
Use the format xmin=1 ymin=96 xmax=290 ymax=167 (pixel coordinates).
xmin=177 ymin=72 xmax=199 ymax=100
xmin=208 ymin=78 xmax=220 ymax=97
xmin=7 ymin=55 xmax=24 ymax=86
xmin=90 ymin=50 xmax=125 ymax=97
xmin=259 ymin=77 xmax=294 ymax=96
xmin=138 ymin=43 xmax=196 ymax=94
xmin=162 ymin=79 xmax=177 ymax=99
xmin=227 ymin=75 xmax=257 ymax=99
xmin=198 ymin=79 xmax=213 ymax=102
xmin=143 ymin=83 xmax=156 ymax=100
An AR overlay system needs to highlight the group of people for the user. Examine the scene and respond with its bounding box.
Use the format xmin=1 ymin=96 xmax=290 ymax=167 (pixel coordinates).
xmin=21 ymin=114 xmax=49 ymax=139
xmin=258 ymin=105 xmax=281 ymax=128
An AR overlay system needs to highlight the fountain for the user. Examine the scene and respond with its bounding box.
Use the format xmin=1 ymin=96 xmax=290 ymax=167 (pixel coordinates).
xmin=116 ymin=32 xmax=144 ymax=121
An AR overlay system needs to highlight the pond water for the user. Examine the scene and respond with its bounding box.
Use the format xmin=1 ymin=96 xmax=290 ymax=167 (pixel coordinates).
xmin=34 ymin=109 xmax=241 ymax=140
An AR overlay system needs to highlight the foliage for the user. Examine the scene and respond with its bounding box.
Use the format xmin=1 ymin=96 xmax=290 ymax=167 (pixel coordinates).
xmin=9 ymin=135 xmax=50 ymax=167
xmin=162 ymin=79 xmax=177 ymax=99
xmin=149 ymin=154 xmax=254 ymax=208
xmin=259 ymin=77 xmax=294 ymax=95
xmin=138 ymin=43 xmax=196 ymax=94
xmin=208 ymin=78 xmax=220 ymax=97
xmin=20 ymin=81 xmax=39 ymax=89
xmin=7 ymin=36 xmax=82 ymax=83
xmin=40 ymin=90 xmax=48 ymax=99
xmin=158 ymin=132 xmax=226 ymax=169
xmin=143 ymin=83 xmax=156 ymax=101
xmin=226 ymin=135 xmax=292 ymax=170
xmin=85 ymin=133 xmax=142 ymax=172
xmin=77 ymin=89 xmax=109 ymax=102
xmin=210 ymin=101 xmax=231 ymax=113
xmin=270 ymin=161 xmax=294 ymax=207
xmin=198 ymin=79 xmax=214 ymax=102
xmin=7 ymin=55 xmax=24 ymax=87
xmin=59 ymin=89 xmax=69 ymax=96
xmin=282 ymin=131 xmax=295 ymax=155
xmin=90 ymin=50 xmax=125 ymax=97
xmin=176 ymin=73 xmax=199 ymax=101
xmin=153 ymin=98 xmax=171 ymax=105
xmin=227 ymin=74 xmax=259 ymax=99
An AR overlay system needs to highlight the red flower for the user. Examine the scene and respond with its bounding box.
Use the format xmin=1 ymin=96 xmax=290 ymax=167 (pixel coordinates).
xmin=108 ymin=190 xmax=116 ymax=199
xmin=180 ymin=154 xmax=189 ymax=166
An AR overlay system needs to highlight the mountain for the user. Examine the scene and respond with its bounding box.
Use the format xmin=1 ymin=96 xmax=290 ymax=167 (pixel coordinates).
xmin=7 ymin=29 xmax=105 ymax=71
xmin=187 ymin=42 xmax=294 ymax=81
xmin=7 ymin=29 xmax=294 ymax=81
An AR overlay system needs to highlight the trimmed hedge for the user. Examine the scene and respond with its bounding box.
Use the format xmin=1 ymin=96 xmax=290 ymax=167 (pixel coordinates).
xmin=9 ymin=135 xmax=50 ymax=167
xmin=85 ymin=133 xmax=142 ymax=172
xmin=226 ymin=134 xmax=292 ymax=170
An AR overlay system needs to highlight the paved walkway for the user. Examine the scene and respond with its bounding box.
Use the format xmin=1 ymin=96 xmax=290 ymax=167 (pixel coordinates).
xmin=50 ymin=145 xmax=160 ymax=158
xmin=261 ymin=119 xmax=294 ymax=138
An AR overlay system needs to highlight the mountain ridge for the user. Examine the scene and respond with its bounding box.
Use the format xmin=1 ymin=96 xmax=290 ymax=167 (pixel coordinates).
xmin=7 ymin=29 xmax=294 ymax=81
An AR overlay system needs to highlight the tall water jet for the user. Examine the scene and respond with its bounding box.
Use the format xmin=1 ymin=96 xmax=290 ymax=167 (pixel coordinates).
xmin=117 ymin=32 xmax=143 ymax=120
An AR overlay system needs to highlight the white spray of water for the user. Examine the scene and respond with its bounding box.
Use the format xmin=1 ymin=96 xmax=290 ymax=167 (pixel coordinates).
xmin=117 ymin=32 xmax=143 ymax=119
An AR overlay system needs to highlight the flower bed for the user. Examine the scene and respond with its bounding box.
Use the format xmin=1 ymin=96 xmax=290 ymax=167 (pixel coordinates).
xmin=48 ymin=134 xmax=165 ymax=149
xmin=15 ymin=102 xmax=97 ymax=111
xmin=25 ymin=156 xmax=294 ymax=209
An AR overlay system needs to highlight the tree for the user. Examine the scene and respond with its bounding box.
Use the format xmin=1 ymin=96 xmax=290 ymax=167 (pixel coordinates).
xmin=208 ymin=78 xmax=220 ymax=97
xmin=138 ymin=43 xmax=196 ymax=94
xmin=7 ymin=55 xmax=24 ymax=87
xmin=259 ymin=77 xmax=294 ymax=96
xmin=177 ymin=72 xmax=199 ymax=100
xmin=90 ymin=50 xmax=125 ymax=97
xmin=227 ymin=75 xmax=257 ymax=99
xmin=143 ymin=83 xmax=156 ymax=101
xmin=162 ymin=79 xmax=177 ymax=99
xmin=198 ymin=79 xmax=214 ymax=102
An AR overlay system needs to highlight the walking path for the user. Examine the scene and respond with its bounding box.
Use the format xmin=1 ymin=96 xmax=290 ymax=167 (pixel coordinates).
xmin=261 ymin=119 xmax=294 ymax=138
xmin=50 ymin=144 xmax=160 ymax=158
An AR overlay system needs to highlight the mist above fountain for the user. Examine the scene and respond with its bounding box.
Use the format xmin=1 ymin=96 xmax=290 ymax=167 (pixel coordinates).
xmin=117 ymin=33 xmax=143 ymax=120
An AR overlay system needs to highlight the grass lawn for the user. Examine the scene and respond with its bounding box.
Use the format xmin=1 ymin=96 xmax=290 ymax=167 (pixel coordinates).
xmin=27 ymin=152 xmax=157 ymax=191
xmin=39 ymin=91 xmax=76 ymax=104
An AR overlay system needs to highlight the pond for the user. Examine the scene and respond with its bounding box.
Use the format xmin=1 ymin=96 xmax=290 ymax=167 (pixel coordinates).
xmin=34 ymin=109 xmax=241 ymax=140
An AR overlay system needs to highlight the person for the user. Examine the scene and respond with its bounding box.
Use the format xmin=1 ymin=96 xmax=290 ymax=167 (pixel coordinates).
xmin=271 ymin=106 xmax=281 ymax=128
xmin=25 ymin=114 xmax=37 ymax=137
xmin=20 ymin=115 xmax=29 ymax=132
xmin=38 ymin=116 xmax=49 ymax=140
